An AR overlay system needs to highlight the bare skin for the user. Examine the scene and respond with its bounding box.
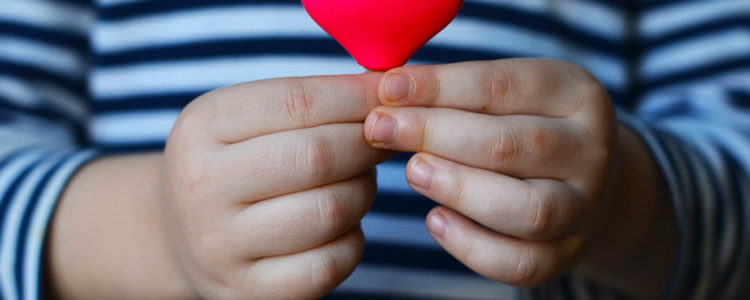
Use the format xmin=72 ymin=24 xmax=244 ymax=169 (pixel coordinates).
xmin=46 ymin=59 xmax=673 ymax=299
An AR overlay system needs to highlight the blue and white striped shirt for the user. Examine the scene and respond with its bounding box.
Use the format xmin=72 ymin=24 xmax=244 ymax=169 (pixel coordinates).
xmin=1 ymin=0 xmax=749 ymax=299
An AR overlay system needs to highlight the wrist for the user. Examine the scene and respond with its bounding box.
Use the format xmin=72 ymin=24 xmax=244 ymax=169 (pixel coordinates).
xmin=47 ymin=153 xmax=196 ymax=299
xmin=577 ymin=123 xmax=675 ymax=299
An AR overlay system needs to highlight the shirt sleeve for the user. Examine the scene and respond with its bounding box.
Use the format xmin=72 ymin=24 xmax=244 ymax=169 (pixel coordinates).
xmin=0 ymin=1 xmax=98 ymax=300
xmin=525 ymin=3 xmax=750 ymax=300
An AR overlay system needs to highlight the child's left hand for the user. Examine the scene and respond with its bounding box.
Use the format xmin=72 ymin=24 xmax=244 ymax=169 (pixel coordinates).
xmin=364 ymin=59 xmax=619 ymax=286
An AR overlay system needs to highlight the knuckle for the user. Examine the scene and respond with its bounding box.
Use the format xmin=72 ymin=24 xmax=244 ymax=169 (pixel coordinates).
xmin=511 ymin=249 xmax=545 ymax=286
xmin=297 ymin=134 xmax=336 ymax=179
xmin=309 ymin=250 xmax=341 ymax=294
xmin=316 ymin=188 xmax=348 ymax=233
xmin=283 ymin=78 xmax=318 ymax=124
xmin=487 ymin=123 xmax=520 ymax=168
xmin=485 ymin=66 xmax=513 ymax=112
xmin=530 ymin=126 xmax=551 ymax=156
xmin=526 ymin=187 xmax=554 ymax=239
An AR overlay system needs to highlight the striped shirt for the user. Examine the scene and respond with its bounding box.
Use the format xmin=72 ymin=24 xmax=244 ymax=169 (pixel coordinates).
xmin=1 ymin=0 xmax=749 ymax=299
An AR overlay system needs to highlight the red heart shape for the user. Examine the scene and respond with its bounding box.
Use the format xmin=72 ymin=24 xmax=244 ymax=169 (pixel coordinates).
xmin=302 ymin=0 xmax=463 ymax=71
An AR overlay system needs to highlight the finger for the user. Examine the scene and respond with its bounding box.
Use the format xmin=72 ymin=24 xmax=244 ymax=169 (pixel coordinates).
xmin=186 ymin=72 xmax=382 ymax=144
xmin=406 ymin=153 xmax=585 ymax=240
xmin=378 ymin=59 xmax=595 ymax=117
xmin=365 ymin=107 xmax=583 ymax=179
xmin=243 ymin=226 xmax=365 ymax=299
xmin=212 ymin=123 xmax=392 ymax=203
xmin=229 ymin=171 xmax=375 ymax=258
xmin=426 ymin=207 xmax=582 ymax=286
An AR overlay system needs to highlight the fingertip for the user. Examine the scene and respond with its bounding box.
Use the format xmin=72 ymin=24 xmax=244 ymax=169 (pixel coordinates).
xmin=379 ymin=68 xmax=415 ymax=105
xmin=426 ymin=207 xmax=449 ymax=238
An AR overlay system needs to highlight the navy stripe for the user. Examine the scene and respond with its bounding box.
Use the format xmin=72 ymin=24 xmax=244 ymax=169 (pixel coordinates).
xmin=0 ymin=95 xmax=82 ymax=125
xmin=644 ymin=16 xmax=750 ymax=51
xmin=728 ymin=89 xmax=750 ymax=109
xmin=94 ymin=142 xmax=165 ymax=154
xmin=0 ymin=60 xmax=86 ymax=97
xmin=92 ymin=92 xmax=200 ymax=113
xmin=644 ymin=56 xmax=750 ymax=92
xmin=56 ymin=0 xmax=93 ymax=7
xmin=13 ymin=153 xmax=71 ymax=300
xmin=0 ymin=20 xmax=88 ymax=51
xmin=389 ymin=152 xmax=413 ymax=164
xmin=362 ymin=242 xmax=472 ymax=274
xmin=95 ymin=37 xmax=516 ymax=67
xmin=372 ymin=191 xmax=437 ymax=218
xmin=100 ymin=0 xmax=298 ymax=20
xmin=460 ymin=3 xmax=623 ymax=55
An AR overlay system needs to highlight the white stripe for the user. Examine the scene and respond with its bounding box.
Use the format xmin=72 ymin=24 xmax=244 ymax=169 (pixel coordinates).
xmin=0 ymin=2 xmax=92 ymax=34
xmin=641 ymin=69 xmax=750 ymax=111
xmin=91 ymin=56 xmax=363 ymax=98
xmin=0 ymin=36 xmax=85 ymax=78
xmin=642 ymin=1 xmax=750 ymax=39
xmin=376 ymin=162 xmax=411 ymax=193
xmin=90 ymin=109 xmax=180 ymax=144
xmin=0 ymin=76 xmax=88 ymax=121
xmin=94 ymin=6 xmax=326 ymax=52
xmin=23 ymin=150 xmax=98 ymax=300
xmin=642 ymin=29 xmax=750 ymax=80
xmin=338 ymin=264 xmax=516 ymax=300
xmin=0 ymin=152 xmax=67 ymax=300
xmin=0 ymin=120 xmax=78 ymax=148
xmin=361 ymin=212 xmax=437 ymax=249
xmin=552 ymin=0 xmax=624 ymax=39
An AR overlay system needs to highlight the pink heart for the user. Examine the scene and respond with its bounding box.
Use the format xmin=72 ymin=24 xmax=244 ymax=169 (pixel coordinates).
xmin=302 ymin=0 xmax=464 ymax=71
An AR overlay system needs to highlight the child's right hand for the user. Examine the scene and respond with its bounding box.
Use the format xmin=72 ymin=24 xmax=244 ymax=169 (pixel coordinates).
xmin=162 ymin=73 xmax=392 ymax=299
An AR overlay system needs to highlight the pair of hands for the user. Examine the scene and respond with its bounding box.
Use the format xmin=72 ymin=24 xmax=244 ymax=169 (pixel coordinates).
xmin=163 ymin=58 xmax=618 ymax=299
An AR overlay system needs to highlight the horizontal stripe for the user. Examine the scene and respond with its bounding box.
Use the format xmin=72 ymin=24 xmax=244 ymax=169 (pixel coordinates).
xmin=642 ymin=29 xmax=750 ymax=80
xmin=0 ymin=2 xmax=92 ymax=35
xmin=362 ymin=242 xmax=472 ymax=274
xmin=92 ymin=92 xmax=199 ymax=112
xmin=644 ymin=58 xmax=750 ymax=93
xmin=361 ymin=212 xmax=437 ymax=249
xmin=644 ymin=15 xmax=750 ymax=51
xmin=0 ymin=36 xmax=86 ymax=78
xmin=641 ymin=1 xmax=750 ymax=39
xmin=338 ymin=264 xmax=515 ymax=300
xmin=0 ymin=76 xmax=87 ymax=122
xmin=0 ymin=60 xmax=86 ymax=96
xmin=91 ymin=56 xmax=363 ymax=98
xmin=94 ymin=6 xmax=324 ymax=52
xmin=375 ymin=162 xmax=410 ymax=193
xmin=0 ymin=20 xmax=87 ymax=51
xmin=90 ymin=109 xmax=179 ymax=144
xmin=372 ymin=192 xmax=436 ymax=218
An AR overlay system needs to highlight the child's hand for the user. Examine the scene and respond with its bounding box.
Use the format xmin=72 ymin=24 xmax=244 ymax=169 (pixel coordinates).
xmin=364 ymin=59 xmax=619 ymax=286
xmin=162 ymin=74 xmax=392 ymax=299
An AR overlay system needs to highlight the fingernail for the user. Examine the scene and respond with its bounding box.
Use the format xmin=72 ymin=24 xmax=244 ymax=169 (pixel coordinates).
xmin=383 ymin=73 xmax=412 ymax=102
xmin=369 ymin=113 xmax=396 ymax=145
xmin=408 ymin=157 xmax=434 ymax=190
xmin=428 ymin=212 xmax=447 ymax=238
